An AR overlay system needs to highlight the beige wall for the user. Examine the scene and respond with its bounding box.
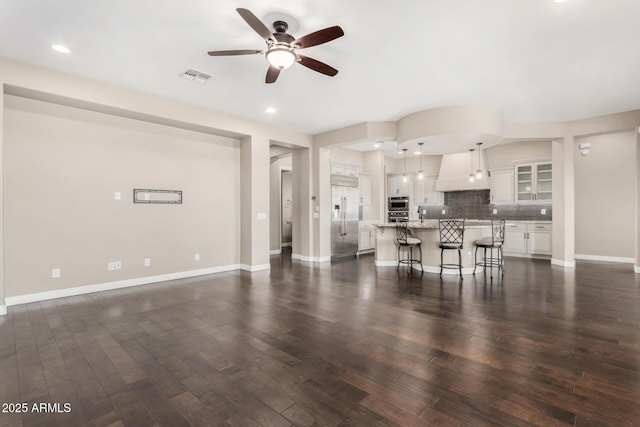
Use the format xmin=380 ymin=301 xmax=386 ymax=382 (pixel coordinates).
xmin=4 ymin=95 xmax=241 ymax=297
xmin=329 ymin=147 xmax=363 ymax=167
xmin=362 ymin=151 xmax=385 ymax=221
xmin=384 ymin=155 xmax=442 ymax=175
xmin=485 ymin=141 xmax=552 ymax=170
xmin=575 ymin=131 xmax=636 ymax=259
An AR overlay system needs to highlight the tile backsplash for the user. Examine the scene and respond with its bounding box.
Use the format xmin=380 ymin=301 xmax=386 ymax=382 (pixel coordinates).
xmin=419 ymin=190 xmax=552 ymax=221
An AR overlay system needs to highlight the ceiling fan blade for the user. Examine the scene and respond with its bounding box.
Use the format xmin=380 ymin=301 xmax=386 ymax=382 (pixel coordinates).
xmin=266 ymin=66 xmax=281 ymax=84
xmin=236 ymin=8 xmax=275 ymax=43
xmin=297 ymin=55 xmax=338 ymax=76
xmin=294 ymin=26 xmax=344 ymax=49
xmin=208 ymin=49 xmax=263 ymax=56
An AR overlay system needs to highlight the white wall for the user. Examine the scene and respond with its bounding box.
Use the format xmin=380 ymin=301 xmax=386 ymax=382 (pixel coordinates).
xmin=575 ymin=131 xmax=636 ymax=259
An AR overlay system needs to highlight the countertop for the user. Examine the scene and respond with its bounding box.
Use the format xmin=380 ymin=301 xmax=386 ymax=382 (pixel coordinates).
xmin=376 ymin=219 xmax=552 ymax=229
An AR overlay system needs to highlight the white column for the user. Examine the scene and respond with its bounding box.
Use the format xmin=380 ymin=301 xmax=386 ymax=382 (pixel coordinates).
xmin=291 ymin=147 xmax=314 ymax=261
xmin=311 ymin=146 xmax=331 ymax=262
xmin=240 ymin=135 xmax=270 ymax=271
xmin=551 ymin=135 xmax=576 ymax=267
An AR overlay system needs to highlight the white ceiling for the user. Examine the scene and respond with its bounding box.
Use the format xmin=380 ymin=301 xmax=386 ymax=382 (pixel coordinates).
xmin=1 ymin=0 xmax=639 ymax=148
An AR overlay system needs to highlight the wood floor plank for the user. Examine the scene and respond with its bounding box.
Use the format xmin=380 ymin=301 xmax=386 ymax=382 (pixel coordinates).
xmin=2 ymin=254 xmax=640 ymax=425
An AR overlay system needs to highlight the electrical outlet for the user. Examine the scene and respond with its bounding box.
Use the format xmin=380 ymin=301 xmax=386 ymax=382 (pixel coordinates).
xmin=493 ymin=209 xmax=497 ymax=215
xmin=114 ymin=192 xmax=121 ymax=200
xmin=442 ymin=209 xmax=446 ymax=215
xmin=541 ymin=208 xmax=546 ymax=215
xmin=194 ymin=253 xmax=200 ymax=261
xmin=52 ymin=268 xmax=61 ymax=278
xmin=144 ymin=258 xmax=151 ymax=267
xmin=108 ymin=261 xmax=122 ymax=270
xmin=467 ymin=251 xmax=472 ymax=260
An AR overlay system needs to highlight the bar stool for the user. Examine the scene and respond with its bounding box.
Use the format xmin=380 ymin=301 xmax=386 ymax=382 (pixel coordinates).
xmin=439 ymin=219 xmax=465 ymax=278
xmin=395 ymin=221 xmax=423 ymax=274
xmin=473 ymin=219 xmax=506 ymax=278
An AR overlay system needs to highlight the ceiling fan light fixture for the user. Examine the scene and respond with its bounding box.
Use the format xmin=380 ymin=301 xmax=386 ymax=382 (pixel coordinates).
xmin=266 ymin=47 xmax=296 ymax=69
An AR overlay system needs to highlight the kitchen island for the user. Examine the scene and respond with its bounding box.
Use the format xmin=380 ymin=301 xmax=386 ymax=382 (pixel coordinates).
xmin=375 ymin=220 xmax=494 ymax=274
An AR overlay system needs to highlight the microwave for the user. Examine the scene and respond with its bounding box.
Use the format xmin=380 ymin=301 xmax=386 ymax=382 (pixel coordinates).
xmin=388 ymin=196 xmax=409 ymax=211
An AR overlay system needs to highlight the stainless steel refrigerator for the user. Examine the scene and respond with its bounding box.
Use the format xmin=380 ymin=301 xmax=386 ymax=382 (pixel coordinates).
xmin=331 ymin=174 xmax=359 ymax=259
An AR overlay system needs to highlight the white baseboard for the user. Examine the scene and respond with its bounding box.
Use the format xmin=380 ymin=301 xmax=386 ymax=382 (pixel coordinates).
xmin=5 ymin=264 xmax=242 ymax=307
xmin=575 ymin=254 xmax=634 ymax=264
xmin=551 ymin=259 xmax=576 ymax=268
xmin=503 ymin=253 xmax=551 ymax=260
xmin=0 ymin=305 xmax=6 ymax=316
xmin=239 ymin=263 xmax=271 ymax=272
xmin=292 ymin=253 xmax=331 ymax=263
xmin=269 ymin=249 xmax=282 ymax=255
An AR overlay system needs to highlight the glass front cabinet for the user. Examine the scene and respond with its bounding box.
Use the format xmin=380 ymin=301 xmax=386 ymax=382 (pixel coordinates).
xmin=515 ymin=162 xmax=552 ymax=203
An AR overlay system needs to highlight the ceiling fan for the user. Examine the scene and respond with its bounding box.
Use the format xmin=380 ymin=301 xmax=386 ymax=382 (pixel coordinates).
xmin=207 ymin=8 xmax=344 ymax=83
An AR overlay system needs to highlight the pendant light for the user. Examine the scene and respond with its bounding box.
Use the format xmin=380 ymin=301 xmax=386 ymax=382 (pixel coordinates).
xmin=417 ymin=142 xmax=425 ymax=180
xmin=475 ymin=142 xmax=483 ymax=179
xmin=402 ymin=148 xmax=409 ymax=182
xmin=468 ymin=148 xmax=475 ymax=183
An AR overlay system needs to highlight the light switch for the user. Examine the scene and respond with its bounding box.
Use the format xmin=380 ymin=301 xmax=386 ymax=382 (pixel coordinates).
xmin=541 ymin=208 xmax=546 ymax=215
xmin=313 ymin=212 xmax=319 ymax=219
xmin=114 ymin=192 xmax=121 ymax=200
xmin=442 ymin=209 xmax=446 ymax=215
xmin=257 ymin=212 xmax=267 ymax=220
xmin=493 ymin=209 xmax=497 ymax=215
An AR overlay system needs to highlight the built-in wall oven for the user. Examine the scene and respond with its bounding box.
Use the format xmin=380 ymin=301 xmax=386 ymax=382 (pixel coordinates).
xmin=387 ymin=196 xmax=409 ymax=222
xmin=388 ymin=196 xmax=409 ymax=211
xmin=388 ymin=211 xmax=409 ymax=222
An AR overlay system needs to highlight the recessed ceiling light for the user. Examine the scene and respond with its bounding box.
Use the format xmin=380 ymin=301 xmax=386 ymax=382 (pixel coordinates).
xmin=51 ymin=44 xmax=71 ymax=54
xmin=553 ymin=0 xmax=567 ymax=3
xmin=414 ymin=151 xmax=421 ymax=155
xmin=265 ymin=107 xmax=277 ymax=114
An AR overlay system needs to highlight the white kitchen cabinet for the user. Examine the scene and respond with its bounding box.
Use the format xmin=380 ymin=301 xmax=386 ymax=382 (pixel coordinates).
xmin=503 ymin=223 xmax=527 ymax=254
xmin=414 ymin=175 xmax=443 ymax=206
xmin=490 ymin=168 xmax=514 ymax=204
xmin=387 ymin=174 xmax=411 ymax=197
xmin=503 ymin=222 xmax=552 ymax=257
xmin=515 ymin=162 xmax=552 ymax=203
xmin=331 ymin=162 xmax=359 ymax=177
xmin=358 ymin=223 xmax=376 ymax=252
xmin=359 ymin=174 xmax=371 ymax=206
xmin=528 ymin=223 xmax=552 ymax=255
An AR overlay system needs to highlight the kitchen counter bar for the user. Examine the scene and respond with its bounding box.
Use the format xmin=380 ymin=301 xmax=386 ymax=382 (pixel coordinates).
xmin=374 ymin=221 xmax=494 ymax=274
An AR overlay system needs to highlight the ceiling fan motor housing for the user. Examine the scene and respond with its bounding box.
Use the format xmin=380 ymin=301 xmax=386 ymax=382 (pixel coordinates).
xmin=272 ymin=22 xmax=295 ymax=45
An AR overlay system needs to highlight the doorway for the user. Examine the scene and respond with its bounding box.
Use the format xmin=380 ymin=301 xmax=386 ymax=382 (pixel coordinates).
xmin=281 ymin=169 xmax=293 ymax=251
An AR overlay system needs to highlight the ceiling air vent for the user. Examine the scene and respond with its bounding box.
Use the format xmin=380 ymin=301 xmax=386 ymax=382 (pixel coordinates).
xmin=180 ymin=68 xmax=212 ymax=84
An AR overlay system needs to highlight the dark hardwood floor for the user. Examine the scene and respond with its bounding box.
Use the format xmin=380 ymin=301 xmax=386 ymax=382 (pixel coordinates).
xmin=1 ymin=252 xmax=640 ymax=426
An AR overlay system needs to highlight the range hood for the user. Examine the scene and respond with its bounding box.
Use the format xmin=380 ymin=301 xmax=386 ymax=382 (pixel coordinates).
xmin=435 ymin=151 xmax=489 ymax=192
